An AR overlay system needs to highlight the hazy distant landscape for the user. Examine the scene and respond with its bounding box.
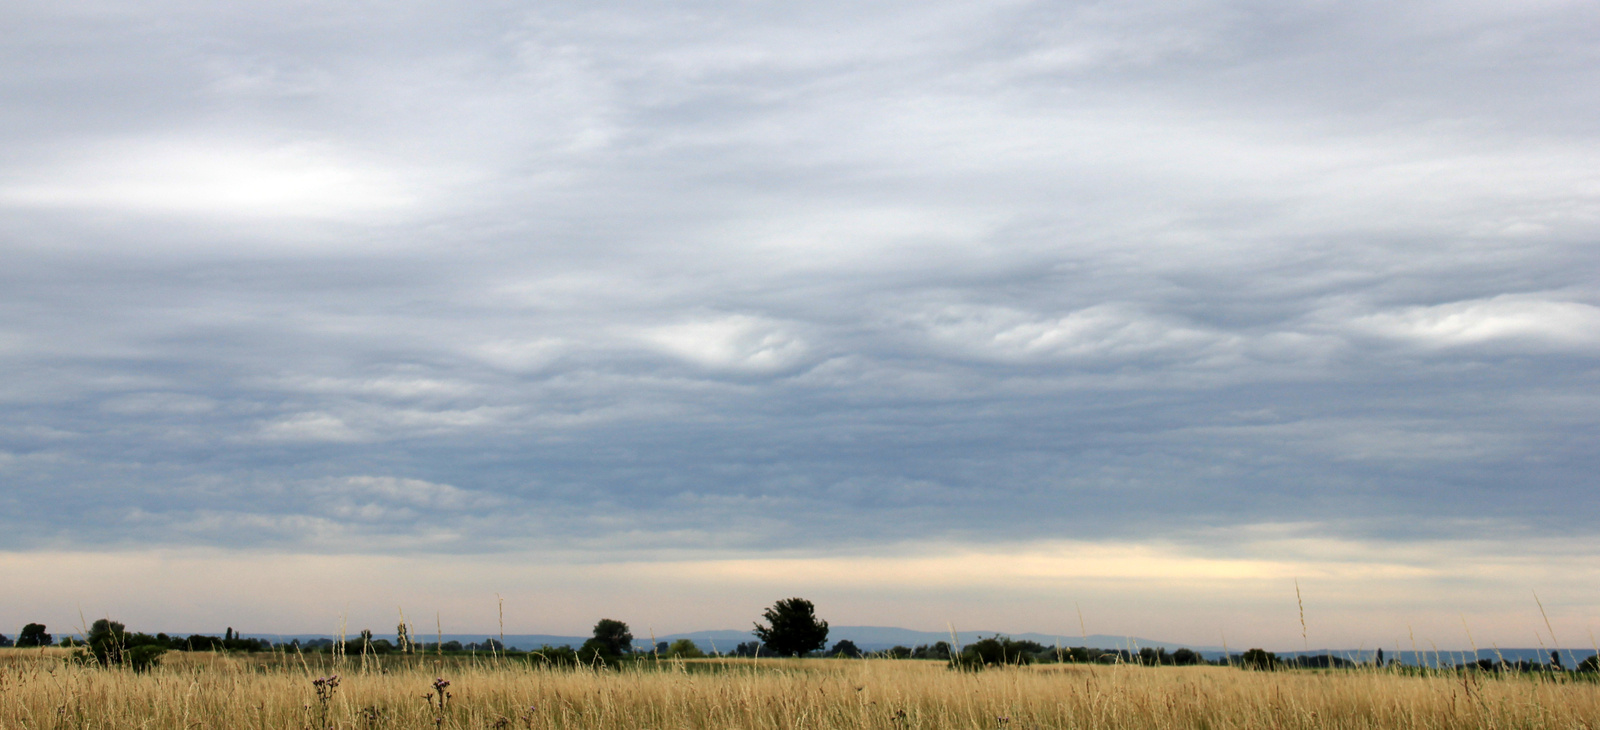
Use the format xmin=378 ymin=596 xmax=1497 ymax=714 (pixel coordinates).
xmin=4 ymin=601 xmax=1599 ymax=730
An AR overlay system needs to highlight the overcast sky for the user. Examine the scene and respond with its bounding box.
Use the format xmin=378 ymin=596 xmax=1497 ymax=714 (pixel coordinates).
xmin=3 ymin=0 xmax=1598 ymax=648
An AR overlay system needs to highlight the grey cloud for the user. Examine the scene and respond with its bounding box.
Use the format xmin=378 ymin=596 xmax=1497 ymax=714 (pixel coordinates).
xmin=1 ymin=1 xmax=1597 ymax=556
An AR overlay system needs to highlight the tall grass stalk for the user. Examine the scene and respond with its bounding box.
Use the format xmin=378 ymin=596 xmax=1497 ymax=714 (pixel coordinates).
xmin=1295 ymin=578 xmax=1308 ymax=654
xmin=3 ymin=649 xmax=1595 ymax=730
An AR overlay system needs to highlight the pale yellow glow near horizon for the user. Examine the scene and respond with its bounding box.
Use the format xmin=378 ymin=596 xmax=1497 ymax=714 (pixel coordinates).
xmin=3 ymin=534 xmax=1595 ymax=652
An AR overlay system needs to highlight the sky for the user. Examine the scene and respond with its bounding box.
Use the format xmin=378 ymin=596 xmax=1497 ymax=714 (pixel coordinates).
xmin=2 ymin=0 xmax=1598 ymax=651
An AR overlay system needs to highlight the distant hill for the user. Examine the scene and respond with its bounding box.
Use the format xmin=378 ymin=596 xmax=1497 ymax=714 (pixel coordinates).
xmin=243 ymin=633 xmax=592 ymax=650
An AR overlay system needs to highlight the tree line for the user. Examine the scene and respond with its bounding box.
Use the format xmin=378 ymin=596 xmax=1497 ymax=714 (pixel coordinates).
xmin=0 ymin=597 xmax=835 ymax=671
xmin=8 ymin=598 xmax=1597 ymax=675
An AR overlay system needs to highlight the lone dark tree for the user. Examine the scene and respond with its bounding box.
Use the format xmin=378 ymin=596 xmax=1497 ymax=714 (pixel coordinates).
xmin=590 ymin=619 xmax=633 ymax=655
xmin=17 ymin=623 xmax=52 ymax=648
xmin=753 ymin=597 xmax=828 ymax=657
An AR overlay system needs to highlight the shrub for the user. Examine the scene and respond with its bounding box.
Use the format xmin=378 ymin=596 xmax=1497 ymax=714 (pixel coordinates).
xmin=527 ymin=645 xmax=580 ymax=668
xmin=1171 ymin=648 xmax=1204 ymax=666
xmin=912 ymin=642 xmax=952 ymax=660
xmin=1239 ymin=648 xmax=1279 ymax=671
xmin=81 ymin=619 xmax=167 ymax=673
xmin=662 ymin=639 xmax=703 ymax=658
xmin=731 ymin=641 xmax=761 ymax=657
xmin=829 ymin=640 xmax=862 ymax=658
xmin=579 ymin=638 xmax=620 ymax=666
xmin=960 ymin=636 xmax=1044 ymax=668
xmin=184 ymin=634 xmax=223 ymax=651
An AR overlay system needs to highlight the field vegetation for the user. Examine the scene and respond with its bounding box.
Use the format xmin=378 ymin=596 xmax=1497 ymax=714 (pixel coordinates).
xmin=2 ymin=646 xmax=1597 ymax=729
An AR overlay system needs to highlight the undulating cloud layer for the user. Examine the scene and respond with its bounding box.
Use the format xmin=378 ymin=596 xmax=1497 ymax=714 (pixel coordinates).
xmin=2 ymin=1 xmax=1597 ymax=645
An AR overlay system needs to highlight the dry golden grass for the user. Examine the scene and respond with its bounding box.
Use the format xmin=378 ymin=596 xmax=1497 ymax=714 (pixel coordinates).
xmin=2 ymin=648 xmax=1597 ymax=729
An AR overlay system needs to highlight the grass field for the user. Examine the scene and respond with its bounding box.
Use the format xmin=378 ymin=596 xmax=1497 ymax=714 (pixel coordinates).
xmin=2 ymin=647 xmax=1597 ymax=729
